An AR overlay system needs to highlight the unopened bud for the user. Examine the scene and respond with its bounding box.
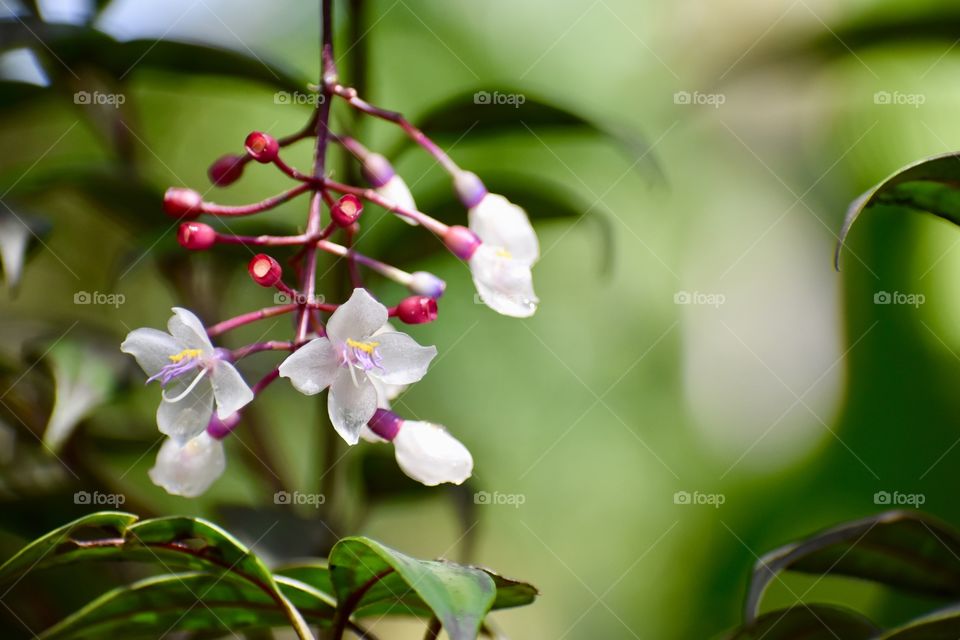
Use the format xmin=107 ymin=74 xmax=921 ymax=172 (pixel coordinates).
xmin=248 ymin=253 xmax=283 ymax=287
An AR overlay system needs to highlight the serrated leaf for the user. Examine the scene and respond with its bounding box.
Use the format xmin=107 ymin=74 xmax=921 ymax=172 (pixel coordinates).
xmin=745 ymin=510 xmax=960 ymax=622
xmin=36 ymin=572 xmax=335 ymax=639
xmin=328 ymin=537 xmax=497 ymax=640
xmin=836 ymin=152 xmax=960 ymax=269
xmin=725 ymin=605 xmax=878 ymax=640
xmin=42 ymin=340 xmax=117 ymax=453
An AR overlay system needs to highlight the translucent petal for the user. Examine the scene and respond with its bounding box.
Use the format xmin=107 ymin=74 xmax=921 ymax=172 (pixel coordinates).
xmin=377 ymin=175 xmax=418 ymax=226
xmin=278 ymin=338 xmax=339 ymax=395
xmin=121 ymin=328 xmax=181 ymax=377
xmin=148 ymin=432 xmax=226 ymax=497
xmin=156 ymin=375 xmax=214 ymax=441
xmin=371 ymin=332 xmax=437 ymax=385
xmin=469 ymin=194 xmax=539 ymax=265
xmin=470 ymin=245 xmax=538 ymax=317
xmin=393 ymin=421 xmax=473 ymax=486
xmin=359 ymin=425 xmax=387 ymax=443
xmin=326 ymin=288 xmax=388 ymax=344
xmin=371 ymin=324 xmax=407 ymax=402
xmin=328 ymin=369 xmax=378 ymax=446
xmin=210 ymin=362 xmax=254 ymax=419
xmin=168 ymin=307 xmax=214 ymax=352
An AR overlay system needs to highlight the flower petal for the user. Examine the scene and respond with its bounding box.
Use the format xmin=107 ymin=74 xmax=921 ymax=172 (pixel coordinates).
xmin=469 ymin=245 xmax=538 ymax=317
xmin=376 ymin=175 xmax=419 ymax=226
xmin=326 ymin=288 xmax=388 ymax=344
xmin=359 ymin=425 xmax=387 ymax=443
xmin=278 ymin=338 xmax=339 ymax=395
xmin=328 ymin=369 xmax=378 ymax=445
xmin=148 ymin=432 xmax=225 ymax=497
xmin=156 ymin=375 xmax=214 ymax=441
xmin=210 ymin=362 xmax=254 ymax=419
xmin=393 ymin=421 xmax=473 ymax=486
xmin=371 ymin=332 xmax=437 ymax=385
xmin=469 ymin=194 xmax=539 ymax=265
xmin=168 ymin=307 xmax=215 ymax=352
xmin=121 ymin=328 xmax=182 ymax=377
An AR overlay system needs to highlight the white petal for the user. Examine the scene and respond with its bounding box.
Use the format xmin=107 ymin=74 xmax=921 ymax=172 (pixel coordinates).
xmin=278 ymin=338 xmax=339 ymax=395
xmin=360 ymin=425 xmax=387 ymax=443
xmin=328 ymin=369 xmax=378 ymax=445
xmin=469 ymin=245 xmax=538 ymax=317
xmin=210 ymin=362 xmax=254 ymax=419
xmin=326 ymin=289 xmax=388 ymax=344
xmin=167 ymin=307 xmax=215 ymax=352
xmin=156 ymin=376 xmax=214 ymax=441
xmin=393 ymin=421 xmax=473 ymax=486
xmin=371 ymin=332 xmax=436 ymax=385
xmin=469 ymin=194 xmax=539 ymax=265
xmin=371 ymin=376 xmax=405 ymax=407
xmin=148 ymin=432 xmax=225 ymax=497
xmin=121 ymin=328 xmax=181 ymax=377
xmin=376 ymin=175 xmax=418 ymax=226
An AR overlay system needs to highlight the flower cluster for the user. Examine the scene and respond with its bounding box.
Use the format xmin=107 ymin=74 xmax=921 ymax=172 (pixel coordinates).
xmin=121 ymin=77 xmax=539 ymax=497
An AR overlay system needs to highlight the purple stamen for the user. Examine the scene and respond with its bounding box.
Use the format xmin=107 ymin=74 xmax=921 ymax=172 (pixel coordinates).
xmin=146 ymin=358 xmax=200 ymax=386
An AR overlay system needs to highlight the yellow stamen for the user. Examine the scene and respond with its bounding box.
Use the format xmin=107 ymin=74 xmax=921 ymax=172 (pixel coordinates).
xmin=346 ymin=338 xmax=379 ymax=353
xmin=169 ymin=348 xmax=203 ymax=363
xmin=496 ymin=248 xmax=513 ymax=259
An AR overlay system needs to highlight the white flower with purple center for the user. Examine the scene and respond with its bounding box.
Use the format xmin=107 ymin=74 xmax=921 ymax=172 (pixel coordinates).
xmin=278 ymin=288 xmax=437 ymax=445
xmin=364 ymin=409 xmax=473 ymax=486
xmin=121 ymin=308 xmax=254 ymax=442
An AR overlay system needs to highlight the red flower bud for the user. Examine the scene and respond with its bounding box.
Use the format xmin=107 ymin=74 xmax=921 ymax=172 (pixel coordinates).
xmin=396 ymin=296 xmax=438 ymax=324
xmin=163 ymin=187 xmax=203 ymax=219
xmin=208 ymin=154 xmax=245 ymax=186
xmin=248 ymin=253 xmax=283 ymax=287
xmin=331 ymin=194 xmax=363 ymax=227
xmin=177 ymin=222 xmax=217 ymax=250
xmin=244 ymin=131 xmax=279 ymax=163
xmin=443 ymin=225 xmax=481 ymax=260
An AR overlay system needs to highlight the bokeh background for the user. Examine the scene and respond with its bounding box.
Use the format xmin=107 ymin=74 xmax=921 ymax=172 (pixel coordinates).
xmin=3 ymin=0 xmax=960 ymax=637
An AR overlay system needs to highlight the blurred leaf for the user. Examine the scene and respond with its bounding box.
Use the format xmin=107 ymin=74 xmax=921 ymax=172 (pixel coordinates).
xmin=390 ymin=88 xmax=663 ymax=180
xmin=328 ymin=536 xmax=497 ymax=639
xmin=42 ymin=340 xmax=117 ymax=453
xmin=0 ymin=80 xmax=50 ymax=114
xmin=726 ymin=605 xmax=878 ymax=640
xmin=36 ymin=572 xmax=335 ymax=639
xmin=881 ymin=604 xmax=960 ymax=639
xmin=836 ymin=152 xmax=960 ymax=269
xmin=745 ymin=511 xmax=960 ymax=621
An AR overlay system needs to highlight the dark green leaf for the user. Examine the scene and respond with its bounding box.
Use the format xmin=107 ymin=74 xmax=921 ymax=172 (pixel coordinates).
xmin=881 ymin=604 xmax=960 ymax=639
xmin=328 ymin=537 xmax=497 ymax=640
xmin=726 ymin=605 xmax=878 ymax=640
xmin=836 ymin=152 xmax=960 ymax=269
xmin=745 ymin=510 xmax=960 ymax=621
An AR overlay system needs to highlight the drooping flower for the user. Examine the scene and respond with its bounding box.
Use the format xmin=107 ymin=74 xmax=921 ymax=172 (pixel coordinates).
xmin=149 ymin=430 xmax=226 ymax=497
xmin=121 ymin=308 xmax=254 ymax=442
xmin=451 ymin=171 xmax=539 ymax=317
xmin=364 ymin=409 xmax=472 ymax=486
xmin=278 ymin=289 xmax=437 ymax=445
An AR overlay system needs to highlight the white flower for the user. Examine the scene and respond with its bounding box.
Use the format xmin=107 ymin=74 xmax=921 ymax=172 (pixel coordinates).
xmin=149 ymin=431 xmax=225 ymax=497
xmin=394 ymin=421 xmax=473 ymax=486
xmin=278 ymin=289 xmax=437 ymax=445
xmin=121 ymin=308 xmax=254 ymax=442
xmin=469 ymin=193 xmax=539 ymax=317
xmin=377 ymin=174 xmax=419 ymax=226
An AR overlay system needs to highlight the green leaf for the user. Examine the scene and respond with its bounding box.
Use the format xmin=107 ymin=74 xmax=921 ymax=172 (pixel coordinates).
xmin=42 ymin=340 xmax=117 ymax=453
xmin=745 ymin=510 xmax=960 ymax=621
xmin=725 ymin=605 xmax=878 ymax=640
xmin=836 ymin=152 xmax=960 ymax=269
xmin=328 ymin=537 xmax=497 ymax=640
xmin=36 ymin=572 xmax=336 ymax=639
xmin=880 ymin=604 xmax=960 ymax=639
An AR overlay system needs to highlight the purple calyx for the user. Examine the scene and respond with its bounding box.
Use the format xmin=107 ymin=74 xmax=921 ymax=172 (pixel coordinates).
xmin=368 ymin=409 xmax=403 ymax=441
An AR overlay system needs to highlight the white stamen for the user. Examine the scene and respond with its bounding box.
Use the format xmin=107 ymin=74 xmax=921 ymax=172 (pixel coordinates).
xmin=161 ymin=368 xmax=209 ymax=403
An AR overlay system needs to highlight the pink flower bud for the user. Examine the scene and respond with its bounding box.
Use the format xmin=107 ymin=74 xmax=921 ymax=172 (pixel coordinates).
xmin=368 ymin=409 xmax=403 ymax=441
xmin=331 ymin=194 xmax=363 ymax=227
xmin=163 ymin=187 xmax=203 ymax=219
xmin=244 ymin=131 xmax=279 ymax=163
xmin=248 ymin=253 xmax=282 ymax=287
xmin=177 ymin=222 xmax=217 ymax=250
xmin=443 ymin=225 xmax=481 ymax=260
xmin=208 ymin=154 xmax=245 ymax=186
xmin=396 ymin=296 xmax=438 ymax=324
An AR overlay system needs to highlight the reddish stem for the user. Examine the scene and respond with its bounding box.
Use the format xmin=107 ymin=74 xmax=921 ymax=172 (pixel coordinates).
xmin=201 ymin=183 xmax=312 ymax=217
